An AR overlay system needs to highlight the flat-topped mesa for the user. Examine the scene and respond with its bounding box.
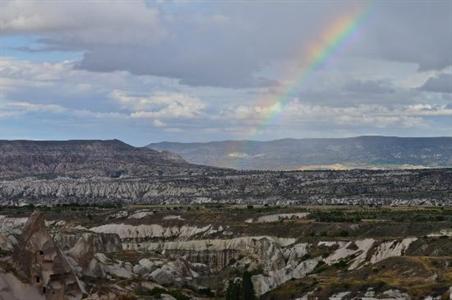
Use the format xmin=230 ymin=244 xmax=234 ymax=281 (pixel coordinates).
xmin=0 ymin=139 xmax=195 ymax=179
xmin=13 ymin=211 xmax=84 ymax=300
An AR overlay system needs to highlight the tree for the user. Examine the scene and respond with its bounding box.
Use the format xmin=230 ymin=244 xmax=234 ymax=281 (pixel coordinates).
xmin=242 ymin=271 xmax=256 ymax=300
xmin=225 ymin=280 xmax=241 ymax=300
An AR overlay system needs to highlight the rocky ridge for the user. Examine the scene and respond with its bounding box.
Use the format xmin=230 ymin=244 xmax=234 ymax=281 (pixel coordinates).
xmin=1 ymin=168 xmax=452 ymax=206
xmin=0 ymin=139 xmax=198 ymax=180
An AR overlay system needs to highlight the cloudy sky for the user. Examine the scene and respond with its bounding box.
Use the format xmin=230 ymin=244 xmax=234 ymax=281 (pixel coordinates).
xmin=0 ymin=0 xmax=451 ymax=145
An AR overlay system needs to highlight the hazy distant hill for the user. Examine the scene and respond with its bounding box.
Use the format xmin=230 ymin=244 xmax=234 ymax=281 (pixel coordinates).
xmin=147 ymin=136 xmax=452 ymax=170
xmin=0 ymin=139 xmax=197 ymax=179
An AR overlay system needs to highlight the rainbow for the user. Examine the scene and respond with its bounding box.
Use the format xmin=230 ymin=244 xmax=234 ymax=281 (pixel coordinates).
xmin=249 ymin=1 xmax=373 ymax=136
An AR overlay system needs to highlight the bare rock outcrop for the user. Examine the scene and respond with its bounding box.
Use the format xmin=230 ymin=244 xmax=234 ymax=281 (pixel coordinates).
xmin=55 ymin=231 xmax=122 ymax=253
xmin=0 ymin=272 xmax=45 ymax=300
xmin=0 ymin=171 xmax=450 ymax=206
xmin=13 ymin=211 xmax=84 ymax=300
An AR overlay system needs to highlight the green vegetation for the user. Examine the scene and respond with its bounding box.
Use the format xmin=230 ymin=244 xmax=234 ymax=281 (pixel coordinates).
xmin=310 ymin=207 xmax=452 ymax=223
xmin=225 ymin=271 xmax=257 ymax=300
xmin=242 ymin=271 xmax=257 ymax=300
xmin=135 ymin=287 xmax=190 ymax=300
xmin=226 ymin=280 xmax=241 ymax=300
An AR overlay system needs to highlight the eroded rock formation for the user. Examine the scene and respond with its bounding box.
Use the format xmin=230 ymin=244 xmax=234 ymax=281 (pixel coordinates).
xmin=13 ymin=211 xmax=84 ymax=300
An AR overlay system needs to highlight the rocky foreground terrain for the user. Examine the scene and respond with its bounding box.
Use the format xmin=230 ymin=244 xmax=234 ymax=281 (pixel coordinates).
xmin=0 ymin=205 xmax=450 ymax=299
xmin=0 ymin=140 xmax=452 ymax=206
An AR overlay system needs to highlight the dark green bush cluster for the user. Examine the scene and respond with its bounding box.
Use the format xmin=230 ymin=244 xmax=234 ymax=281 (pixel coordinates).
xmin=135 ymin=287 xmax=190 ymax=300
xmin=226 ymin=271 xmax=257 ymax=300
xmin=311 ymin=209 xmax=452 ymax=223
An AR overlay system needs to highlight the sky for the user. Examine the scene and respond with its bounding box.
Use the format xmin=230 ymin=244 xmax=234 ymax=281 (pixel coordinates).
xmin=0 ymin=0 xmax=451 ymax=146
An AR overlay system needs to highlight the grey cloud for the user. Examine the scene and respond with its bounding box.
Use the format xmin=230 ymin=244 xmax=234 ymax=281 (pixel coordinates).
xmin=359 ymin=1 xmax=452 ymax=71
xmin=65 ymin=1 xmax=452 ymax=87
xmin=2 ymin=1 xmax=451 ymax=88
xmin=73 ymin=1 xmax=342 ymax=88
xmin=420 ymin=73 xmax=452 ymax=93
xmin=0 ymin=1 xmax=162 ymax=42
xmin=0 ymin=1 xmax=364 ymax=88
xmin=77 ymin=45 xmax=270 ymax=88
xmin=344 ymin=80 xmax=394 ymax=94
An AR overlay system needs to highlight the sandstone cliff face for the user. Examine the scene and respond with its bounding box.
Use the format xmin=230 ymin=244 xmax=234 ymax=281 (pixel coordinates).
xmin=66 ymin=233 xmax=123 ymax=272
xmin=54 ymin=231 xmax=122 ymax=253
xmin=90 ymin=223 xmax=224 ymax=241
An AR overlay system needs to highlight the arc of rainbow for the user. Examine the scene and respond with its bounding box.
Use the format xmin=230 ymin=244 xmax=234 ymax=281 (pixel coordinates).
xmin=248 ymin=1 xmax=373 ymax=137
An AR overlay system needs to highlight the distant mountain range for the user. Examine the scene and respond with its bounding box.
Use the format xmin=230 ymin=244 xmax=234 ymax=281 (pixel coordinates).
xmin=147 ymin=136 xmax=452 ymax=170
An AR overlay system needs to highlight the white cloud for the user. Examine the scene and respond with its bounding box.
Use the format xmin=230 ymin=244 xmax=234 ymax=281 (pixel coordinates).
xmin=222 ymin=100 xmax=431 ymax=129
xmin=0 ymin=99 xmax=128 ymax=120
xmin=406 ymin=104 xmax=452 ymax=116
xmin=0 ymin=100 xmax=64 ymax=118
xmin=0 ymin=57 xmax=209 ymax=134
xmin=6 ymin=101 xmax=66 ymax=113
xmin=152 ymin=119 xmax=166 ymax=127
xmin=71 ymin=109 xmax=127 ymax=119
xmin=112 ymin=90 xmax=206 ymax=119
xmin=1 ymin=1 xmax=449 ymax=88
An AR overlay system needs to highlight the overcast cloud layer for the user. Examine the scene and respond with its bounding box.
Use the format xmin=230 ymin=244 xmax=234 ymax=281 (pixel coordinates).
xmin=0 ymin=0 xmax=451 ymax=145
